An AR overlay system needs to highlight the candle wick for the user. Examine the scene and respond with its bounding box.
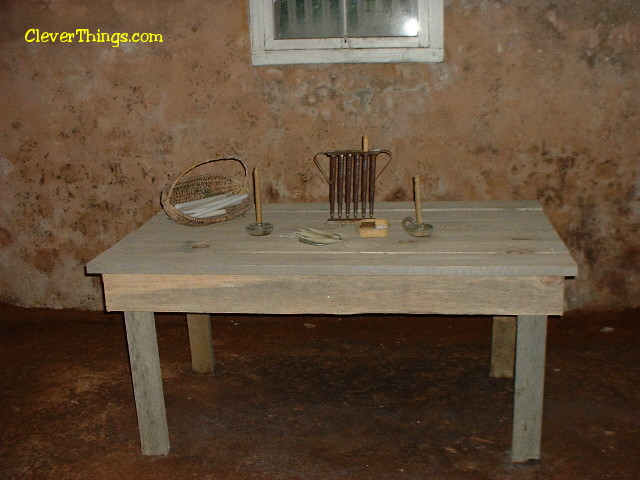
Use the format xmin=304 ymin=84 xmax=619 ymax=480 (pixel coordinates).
xmin=254 ymin=167 xmax=263 ymax=224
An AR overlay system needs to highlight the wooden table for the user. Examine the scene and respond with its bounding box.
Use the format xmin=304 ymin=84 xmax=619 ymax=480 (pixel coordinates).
xmin=86 ymin=201 xmax=577 ymax=462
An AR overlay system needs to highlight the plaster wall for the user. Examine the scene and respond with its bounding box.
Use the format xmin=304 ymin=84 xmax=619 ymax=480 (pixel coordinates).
xmin=0 ymin=0 xmax=638 ymax=310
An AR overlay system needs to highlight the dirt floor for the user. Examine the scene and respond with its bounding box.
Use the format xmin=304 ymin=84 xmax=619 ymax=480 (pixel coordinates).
xmin=0 ymin=304 xmax=638 ymax=480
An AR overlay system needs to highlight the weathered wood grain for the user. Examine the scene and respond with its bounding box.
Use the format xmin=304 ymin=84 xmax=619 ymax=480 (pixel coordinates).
xmin=490 ymin=316 xmax=516 ymax=378
xmin=186 ymin=314 xmax=215 ymax=374
xmin=86 ymin=201 xmax=578 ymax=278
xmin=511 ymin=314 xmax=547 ymax=462
xmin=123 ymin=311 xmax=170 ymax=455
xmin=104 ymin=274 xmax=565 ymax=315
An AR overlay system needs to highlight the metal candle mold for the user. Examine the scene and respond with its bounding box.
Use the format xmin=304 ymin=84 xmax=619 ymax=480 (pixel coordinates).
xmin=314 ymin=142 xmax=392 ymax=222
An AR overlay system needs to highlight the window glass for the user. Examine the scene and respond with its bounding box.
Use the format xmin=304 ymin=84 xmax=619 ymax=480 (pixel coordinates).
xmin=274 ymin=0 xmax=419 ymax=40
xmin=347 ymin=0 xmax=419 ymax=38
xmin=274 ymin=0 xmax=343 ymax=39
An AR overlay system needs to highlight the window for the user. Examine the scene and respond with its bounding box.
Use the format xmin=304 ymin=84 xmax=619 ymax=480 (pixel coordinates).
xmin=249 ymin=0 xmax=443 ymax=65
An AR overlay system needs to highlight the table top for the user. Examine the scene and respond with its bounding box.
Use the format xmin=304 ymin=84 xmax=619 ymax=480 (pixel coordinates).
xmin=87 ymin=201 xmax=577 ymax=277
xmin=86 ymin=201 xmax=577 ymax=278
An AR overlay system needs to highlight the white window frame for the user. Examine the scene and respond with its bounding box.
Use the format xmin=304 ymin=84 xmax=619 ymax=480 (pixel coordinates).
xmin=249 ymin=0 xmax=444 ymax=65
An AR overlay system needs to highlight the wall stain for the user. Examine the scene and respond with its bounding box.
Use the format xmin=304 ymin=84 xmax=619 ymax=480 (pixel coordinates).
xmin=0 ymin=227 xmax=12 ymax=248
xmin=32 ymin=248 xmax=60 ymax=274
xmin=266 ymin=182 xmax=281 ymax=202
xmin=385 ymin=187 xmax=409 ymax=202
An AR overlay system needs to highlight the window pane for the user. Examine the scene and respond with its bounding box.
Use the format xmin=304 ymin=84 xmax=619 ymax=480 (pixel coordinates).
xmin=274 ymin=0 xmax=343 ymax=39
xmin=347 ymin=0 xmax=419 ymax=37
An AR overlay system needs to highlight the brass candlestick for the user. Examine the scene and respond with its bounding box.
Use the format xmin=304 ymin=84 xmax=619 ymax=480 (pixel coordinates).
xmin=403 ymin=175 xmax=433 ymax=237
xmin=245 ymin=167 xmax=273 ymax=236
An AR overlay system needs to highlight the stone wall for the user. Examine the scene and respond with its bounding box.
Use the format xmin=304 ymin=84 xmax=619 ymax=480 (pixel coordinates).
xmin=1 ymin=0 xmax=638 ymax=310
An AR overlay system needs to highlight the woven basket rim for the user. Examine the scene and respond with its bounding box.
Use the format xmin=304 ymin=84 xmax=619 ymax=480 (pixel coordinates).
xmin=160 ymin=157 xmax=253 ymax=226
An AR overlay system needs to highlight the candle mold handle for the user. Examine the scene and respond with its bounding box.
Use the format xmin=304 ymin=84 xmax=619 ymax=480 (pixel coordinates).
xmin=313 ymin=149 xmax=392 ymax=183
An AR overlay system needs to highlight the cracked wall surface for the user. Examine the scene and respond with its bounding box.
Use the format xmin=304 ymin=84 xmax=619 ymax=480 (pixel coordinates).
xmin=0 ymin=0 xmax=638 ymax=310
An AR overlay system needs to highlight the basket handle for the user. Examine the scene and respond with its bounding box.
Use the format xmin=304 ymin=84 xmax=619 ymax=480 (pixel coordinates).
xmin=163 ymin=157 xmax=248 ymax=204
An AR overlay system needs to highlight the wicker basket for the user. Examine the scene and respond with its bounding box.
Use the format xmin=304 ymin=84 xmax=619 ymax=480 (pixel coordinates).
xmin=161 ymin=157 xmax=252 ymax=226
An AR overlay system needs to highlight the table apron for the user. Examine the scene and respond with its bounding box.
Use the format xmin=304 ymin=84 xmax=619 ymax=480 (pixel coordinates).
xmin=102 ymin=274 xmax=565 ymax=316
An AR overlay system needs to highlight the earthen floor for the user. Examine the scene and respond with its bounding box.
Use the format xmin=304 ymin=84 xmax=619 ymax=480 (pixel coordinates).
xmin=1 ymin=304 xmax=638 ymax=479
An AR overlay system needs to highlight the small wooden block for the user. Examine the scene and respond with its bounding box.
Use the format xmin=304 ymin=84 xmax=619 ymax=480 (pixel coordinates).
xmin=358 ymin=218 xmax=389 ymax=237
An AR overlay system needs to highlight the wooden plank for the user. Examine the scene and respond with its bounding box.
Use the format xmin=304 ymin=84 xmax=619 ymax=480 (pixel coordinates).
xmin=123 ymin=311 xmax=170 ymax=455
xmin=104 ymin=274 xmax=565 ymax=316
xmin=87 ymin=206 xmax=558 ymax=246
xmin=511 ymin=314 xmax=547 ymax=462
xmin=490 ymin=316 xmax=516 ymax=378
xmin=86 ymin=201 xmax=577 ymax=278
xmin=86 ymin=218 xmax=568 ymax=254
xmin=86 ymin=225 xmax=572 ymax=257
xmin=186 ymin=314 xmax=215 ymax=374
xmin=88 ymin=250 xmax=578 ymax=277
xmin=86 ymin=218 xmax=566 ymax=245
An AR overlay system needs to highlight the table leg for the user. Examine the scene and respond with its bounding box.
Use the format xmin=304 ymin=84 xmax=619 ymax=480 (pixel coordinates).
xmin=124 ymin=311 xmax=170 ymax=455
xmin=511 ymin=314 xmax=547 ymax=462
xmin=186 ymin=313 xmax=215 ymax=374
xmin=490 ymin=316 xmax=516 ymax=378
